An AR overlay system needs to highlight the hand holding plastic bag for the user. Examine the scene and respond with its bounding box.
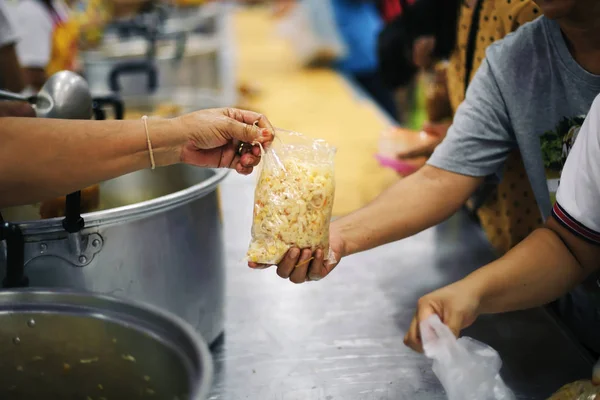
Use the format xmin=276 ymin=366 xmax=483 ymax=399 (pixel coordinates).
xmin=420 ymin=315 xmax=516 ymax=400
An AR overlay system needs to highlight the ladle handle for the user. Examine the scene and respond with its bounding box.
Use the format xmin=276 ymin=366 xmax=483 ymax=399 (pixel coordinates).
xmin=109 ymin=60 xmax=158 ymax=94
xmin=0 ymin=89 xmax=31 ymax=103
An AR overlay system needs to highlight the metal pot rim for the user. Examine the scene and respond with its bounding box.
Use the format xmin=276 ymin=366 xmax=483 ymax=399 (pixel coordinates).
xmin=16 ymin=168 xmax=229 ymax=235
xmin=0 ymin=287 xmax=214 ymax=400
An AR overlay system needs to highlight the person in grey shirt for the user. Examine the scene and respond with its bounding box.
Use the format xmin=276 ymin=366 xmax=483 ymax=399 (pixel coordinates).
xmin=259 ymin=0 xmax=600 ymax=354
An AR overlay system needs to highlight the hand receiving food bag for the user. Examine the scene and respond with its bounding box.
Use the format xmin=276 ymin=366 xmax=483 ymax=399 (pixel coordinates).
xmin=246 ymin=129 xmax=336 ymax=265
xmin=420 ymin=315 xmax=516 ymax=400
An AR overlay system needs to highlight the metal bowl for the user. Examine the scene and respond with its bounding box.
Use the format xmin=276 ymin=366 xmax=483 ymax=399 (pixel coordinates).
xmin=0 ymin=289 xmax=213 ymax=400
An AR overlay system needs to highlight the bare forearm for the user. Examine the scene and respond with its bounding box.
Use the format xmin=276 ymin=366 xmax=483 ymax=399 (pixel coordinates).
xmin=334 ymin=165 xmax=483 ymax=256
xmin=470 ymin=228 xmax=585 ymax=315
xmin=0 ymin=117 xmax=181 ymax=207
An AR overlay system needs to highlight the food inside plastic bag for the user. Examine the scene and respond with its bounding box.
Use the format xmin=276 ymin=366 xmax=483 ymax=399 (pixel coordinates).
xmin=420 ymin=315 xmax=516 ymax=400
xmin=547 ymin=380 xmax=600 ymax=400
xmin=246 ymin=129 xmax=336 ymax=265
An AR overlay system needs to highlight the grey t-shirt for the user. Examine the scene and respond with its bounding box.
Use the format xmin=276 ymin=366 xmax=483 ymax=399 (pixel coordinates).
xmin=428 ymin=16 xmax=600 ymax=353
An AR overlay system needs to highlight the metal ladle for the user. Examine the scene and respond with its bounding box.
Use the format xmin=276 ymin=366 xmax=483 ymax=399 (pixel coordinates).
xmin=0 ymin=70 xmax=92 ymax=119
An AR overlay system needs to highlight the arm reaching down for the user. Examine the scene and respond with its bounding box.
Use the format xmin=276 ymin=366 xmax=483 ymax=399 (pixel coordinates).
xmin=404 ymin=92 xmax=600 ymax=353
xmin=404 ymin=215 xmax=600 ymax=353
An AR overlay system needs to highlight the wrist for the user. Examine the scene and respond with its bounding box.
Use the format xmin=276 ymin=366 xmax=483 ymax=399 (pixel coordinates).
xmin=459 ymin=274 xmax=491 ymax=316
xmin=143 ymin=118 xmax=186 ymax=167
xmin=332 ymin=219 xmax=358 ymax=258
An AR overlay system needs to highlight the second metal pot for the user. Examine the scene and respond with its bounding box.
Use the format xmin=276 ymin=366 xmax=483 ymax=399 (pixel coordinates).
xmin=0 ymin=288 xmax=213 ymax=400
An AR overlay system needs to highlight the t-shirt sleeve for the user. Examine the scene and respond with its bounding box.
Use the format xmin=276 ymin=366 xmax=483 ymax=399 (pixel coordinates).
xmin=0 ymin=1 xmax=18 ymax=47
xmin=427 ymin=57 xmax=515 ymax=180
xmin=12 ymin=1 xmax=53 ymax=68
xmin=553 ymin=93 xmax=600 ymax=245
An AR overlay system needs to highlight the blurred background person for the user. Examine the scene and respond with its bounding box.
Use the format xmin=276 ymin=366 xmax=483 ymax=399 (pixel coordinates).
xmin=7 ymin=0 xmax=79 ymax=92
xmin=0 ymin=0 xmax=26 ymax=92
xmin=6 ymin=0 xmax=155 ymax=93
xmin=329 ymin=0 xmax=398 ymax=121
xmin=71 ymin=0 xmax=161 ymax=49
xmin=275 ymin=0 xmax=398 ymax=121
xmin=375 ymin=0 xmax=456 ymax=125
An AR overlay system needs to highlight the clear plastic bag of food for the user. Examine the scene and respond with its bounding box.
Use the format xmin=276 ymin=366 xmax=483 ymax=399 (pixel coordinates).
xmin=420 ymin=315 xmax=516 ymax=400
xmin=246 ymin=129 xmax=336 ymax=265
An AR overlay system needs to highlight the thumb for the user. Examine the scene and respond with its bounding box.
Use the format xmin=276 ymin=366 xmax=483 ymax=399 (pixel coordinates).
xmin=224 ymin=118 xmax=268 ymax=144
xmin=416 ymin=304 xmax=438 ymax=344
xmin=442 ymin=310 xmax=464 ymax=339
xmin=221 ymin=108 xmax=275 ymax=144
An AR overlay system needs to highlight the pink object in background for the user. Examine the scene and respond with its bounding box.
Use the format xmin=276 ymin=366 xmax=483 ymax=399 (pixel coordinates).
xmin=375 ymin=126 xmax=437 ymax=177
xmin=374 ymin=154 xmax=420 ymax=176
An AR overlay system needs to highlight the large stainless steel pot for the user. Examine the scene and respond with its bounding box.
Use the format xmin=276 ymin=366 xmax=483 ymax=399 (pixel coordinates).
xmin=82 ymin=2 xmax=236 ymax=114
xmin=0 ymin=166 xmax=228 ymax=345
xmin=0 ymin=288 xmax=213 ymax=399
xmin=82 ymin=33 xmax=221 ymax=97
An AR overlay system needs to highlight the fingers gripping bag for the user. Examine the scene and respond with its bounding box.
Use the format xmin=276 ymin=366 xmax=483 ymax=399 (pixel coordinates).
xmin=246 ymin=129 xmax=336 ymax=266
xmin=420 ymin=315 xmax=516 ymax=400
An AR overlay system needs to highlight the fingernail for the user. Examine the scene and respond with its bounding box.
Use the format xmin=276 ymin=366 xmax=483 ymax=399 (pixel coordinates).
xmin=262 ymin=128 xmax=271 ymax=137
xmin=308 ymin=275 xmax=321 ymax=281
xmin=289 ymin=248 xmax=299 ymax=258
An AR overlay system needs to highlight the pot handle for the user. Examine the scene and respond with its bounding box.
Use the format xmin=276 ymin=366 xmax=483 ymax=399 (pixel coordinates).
xmin=0 ymin=214 xmax=28 ymax=288
xmin=92 ymin=94 xmax=125 ymax=120
xmin=108 ymin=60 xmax=158 ymax=93
xmin=158 ymin=30 xmax=188 ymax=62
xmin=62 ymin=191 xmax=85 ymax=234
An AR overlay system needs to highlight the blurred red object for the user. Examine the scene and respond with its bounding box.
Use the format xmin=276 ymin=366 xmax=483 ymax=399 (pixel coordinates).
xmin=379 ymin=0 xmax=416 ymax=23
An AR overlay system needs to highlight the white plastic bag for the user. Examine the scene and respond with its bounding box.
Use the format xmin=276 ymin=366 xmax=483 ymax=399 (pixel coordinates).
xmin=420 ymin=315 xmax=516 ymax=400
xmin=246 ymin=129 xmax=337 ymax=265
xmin=277 ymin=0 xmax=347 ymax=67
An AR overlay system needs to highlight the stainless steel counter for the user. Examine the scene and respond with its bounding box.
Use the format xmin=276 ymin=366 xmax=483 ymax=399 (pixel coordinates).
xmin=209 ymin=172 xmax=593 ymax=400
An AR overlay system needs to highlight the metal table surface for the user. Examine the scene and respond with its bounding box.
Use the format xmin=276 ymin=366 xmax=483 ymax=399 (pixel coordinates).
xmin=208 ymin=172 xmax=593 ymax=400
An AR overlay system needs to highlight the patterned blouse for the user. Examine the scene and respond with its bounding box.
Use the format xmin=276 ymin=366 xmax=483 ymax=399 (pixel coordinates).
xmin=446 ymin=0 xmax=542 ymax=255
